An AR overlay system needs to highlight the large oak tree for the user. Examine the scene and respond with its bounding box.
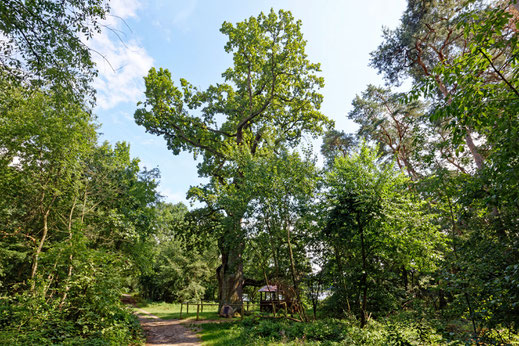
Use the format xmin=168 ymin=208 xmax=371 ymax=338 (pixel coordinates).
xmin=134 ymin=9 xmax=331 ymax=310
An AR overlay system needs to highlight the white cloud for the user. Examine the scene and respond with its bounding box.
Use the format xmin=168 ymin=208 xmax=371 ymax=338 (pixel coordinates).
xmin=87 ymin=0 xmax=153 ymax=110
xmin=108 ymin=0 xmax=141 ymax=19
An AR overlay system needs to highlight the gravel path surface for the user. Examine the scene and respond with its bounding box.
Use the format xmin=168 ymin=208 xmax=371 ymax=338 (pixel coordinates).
xmin=136 ymin=309 xmax=201 ymax=346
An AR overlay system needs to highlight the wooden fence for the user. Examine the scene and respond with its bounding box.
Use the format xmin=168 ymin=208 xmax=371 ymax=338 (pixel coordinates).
xmin=178 ymin=301 xmax=289 ymax=320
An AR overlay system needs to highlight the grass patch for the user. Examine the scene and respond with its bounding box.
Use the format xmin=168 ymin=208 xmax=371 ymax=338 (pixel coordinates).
xmin=135 ymin=301 xmax=271 ymax=321
xmin=135 ymin=301 xmax=223 ymax=320
xmin=198 ymin=322 xmax=243 ymax=345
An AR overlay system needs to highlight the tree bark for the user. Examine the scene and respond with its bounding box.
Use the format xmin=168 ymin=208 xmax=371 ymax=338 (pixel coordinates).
xmin=402 ymin=266 xmax=408 ymax=291
xmin=286 ymin=224 xmax=308 ymax=322
xmin=265 ymin=210 xmax=281 ymax=278
xmin=30 ymin=209 xmax=50 ymax=291
xmin=464 ymin=131 xmax=484 ymax=170
xmin=59 ymin=195 xmax=78 ymax=310
xmin=217 ymin=218 xmax=245 ymax=313
xmin=359 ymin=216 xmax=368 ymax=328
xmin=333 ymin=244 xmax=351 ymax=313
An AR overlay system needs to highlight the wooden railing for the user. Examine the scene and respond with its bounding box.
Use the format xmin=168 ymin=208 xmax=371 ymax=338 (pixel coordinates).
xmin=178 ymin=300 xmax=290 ymax=320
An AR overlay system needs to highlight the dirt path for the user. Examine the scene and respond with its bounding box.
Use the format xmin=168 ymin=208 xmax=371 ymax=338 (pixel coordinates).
xmin=135 ymin=308 xmax=201 ymax=346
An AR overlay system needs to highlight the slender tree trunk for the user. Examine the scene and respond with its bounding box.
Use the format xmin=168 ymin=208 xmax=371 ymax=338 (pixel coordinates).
xmin=30 ymin=189 xmax=59 ymax=292
xmin=43 ymin=255 xmax=61 ymax=299
xmin=310 ymin=271 xmax=323 ymax=320
xmin=445 ymin=191 xmax=478 ymax=338
xmin=311 ymin=292 xmax=317 ymax=320
xmin=438 ymin=288 xmax=447 ymax=310
xmin=402 ymin=266 xmax=408 ymax=291
xmin=359 ymin=217 xmax=368 ymax=328
xmin=265 ymin=211 xmax=281 ymax=278
xmin=401 ymin=154 xmax=419 ymax=181
xmin=59 ymin=195 xmax=81 ymax=310
xmin=333 ymin=244 xmax=351 ymax=313
xmin=31 ymin=210 xmax=50 ymax=291
xmin=286 ymin=225 xmax=308 ymax=322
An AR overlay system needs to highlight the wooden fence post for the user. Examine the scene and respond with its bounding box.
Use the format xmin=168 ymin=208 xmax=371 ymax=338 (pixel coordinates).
xmin=201 ymin=301 xmax=204 ymax=313
xmin=196 ymin=304 xmax=200 ymax=321
xmin=180 ymin=303 xmax=183 ymax=319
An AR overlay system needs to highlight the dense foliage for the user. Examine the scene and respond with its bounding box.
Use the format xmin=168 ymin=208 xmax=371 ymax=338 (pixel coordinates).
xmin=331 ymin=0 xmax=519 ymax=341
xmin=137 ymin=202 xmax=220 ymax=302
xmin=0 ymin=0 xmax=214 ymax=343
xmin=0 ymin=0 xmax=107 ymax=102
xmin=0 ymin=84 xmax=220 ymax=342
xmin=2 ymin=0 xmax=519 ymax=344
xmin=323 ymin=144 xmax=445 ymax=326
xmin=0 ymin=83 xmax=151 ymax=343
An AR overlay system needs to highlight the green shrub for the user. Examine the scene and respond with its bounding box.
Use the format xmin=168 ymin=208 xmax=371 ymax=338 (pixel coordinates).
xmin=0 ymin=251 xmax=144 ymax=345
xmin=0 ymin=292 xmax=143 ymax=345
xmin=200 ymin=316 xmax=450 ymax=345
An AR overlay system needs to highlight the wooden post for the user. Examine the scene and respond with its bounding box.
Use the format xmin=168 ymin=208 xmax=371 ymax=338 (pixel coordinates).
xmin=196 ymin=304 xmax=200 ymax=321
xmin=271 ymin=293 xmax=276 ymax=316
xmin=187 ymin=302 xmax=189 ymax=315
xmin=180 ymin=303 xmax=183 ymax=319
xmin=284 ymin=302 xmax=288 ymax=318
xmin=201 ymin=301 xmax=204 ymax=313
xmin=247 ymin=301 xmax=249 ymax=312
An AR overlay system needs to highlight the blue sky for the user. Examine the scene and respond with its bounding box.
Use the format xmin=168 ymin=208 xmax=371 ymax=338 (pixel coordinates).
xmin=89 ymin=0 xmax=407 ymax=206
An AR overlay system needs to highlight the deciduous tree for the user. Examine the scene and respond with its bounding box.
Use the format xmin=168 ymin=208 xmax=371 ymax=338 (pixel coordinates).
xmin=134 ymin=9 xmax=331 ymax=310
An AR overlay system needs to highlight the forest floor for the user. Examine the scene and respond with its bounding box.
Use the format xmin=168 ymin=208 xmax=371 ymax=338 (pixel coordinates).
xmin=135 ymin=308 xmax=202 ymax=345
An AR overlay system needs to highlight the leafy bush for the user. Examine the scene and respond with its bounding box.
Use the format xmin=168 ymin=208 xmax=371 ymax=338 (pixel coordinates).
xmin=0 ymin=292 xmax=143 ymax=345
xmin=200 ymin=316 xmax=450 ymax=345
xmin=0 ymin=249 xmax=144 ymax=345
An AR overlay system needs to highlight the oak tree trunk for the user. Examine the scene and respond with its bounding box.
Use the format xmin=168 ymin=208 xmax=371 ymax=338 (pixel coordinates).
xmin=217 ymin=218 xmax=245 ymax=314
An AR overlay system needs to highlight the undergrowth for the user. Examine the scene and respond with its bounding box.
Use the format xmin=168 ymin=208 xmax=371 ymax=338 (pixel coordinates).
xmin=0 ymin=292 xmax=143 ymax=345
xmin=199 ymin=316 xmax=449 ymax=345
